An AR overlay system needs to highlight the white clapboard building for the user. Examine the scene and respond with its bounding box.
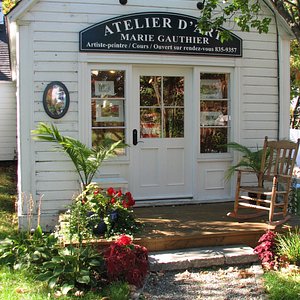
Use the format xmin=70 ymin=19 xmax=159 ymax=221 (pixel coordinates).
xmin=0 ymin=2 xmax=16 ymax=161
xmin=5 ymin=0 xmax=294 ymax=230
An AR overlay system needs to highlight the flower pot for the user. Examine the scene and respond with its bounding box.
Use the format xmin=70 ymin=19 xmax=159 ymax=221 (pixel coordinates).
xmin=92 ymin=221 xmax=107 ymax=235
xmin=87 ymin=210 xmax=119 ymax=236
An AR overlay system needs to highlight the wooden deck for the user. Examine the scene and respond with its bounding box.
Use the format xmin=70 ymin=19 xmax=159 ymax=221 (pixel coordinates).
xmin=132 ymin=202 xmax=300 ymax=252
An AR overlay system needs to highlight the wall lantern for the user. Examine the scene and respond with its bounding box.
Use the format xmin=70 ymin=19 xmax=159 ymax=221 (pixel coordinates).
xmin=43 ymin=81 xmax=70 ymax=119
xmin=119 ymin=0 xmax=127 ymax=5
xmin=197 ymin=0 xmax=206 ymax=10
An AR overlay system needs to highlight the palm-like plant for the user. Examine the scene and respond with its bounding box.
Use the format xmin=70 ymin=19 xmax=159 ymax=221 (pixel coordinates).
xmin=225 ymin=142 xmax=265 ymax=181
xmin=32 ymin=122 xmax=125 ymax=190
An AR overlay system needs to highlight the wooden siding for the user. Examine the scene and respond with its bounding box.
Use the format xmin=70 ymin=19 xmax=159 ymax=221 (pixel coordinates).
xmin=0 ymin=82 xmax=16 ymax=161
xmin=13 ymin=0 xmax=291 ymax=227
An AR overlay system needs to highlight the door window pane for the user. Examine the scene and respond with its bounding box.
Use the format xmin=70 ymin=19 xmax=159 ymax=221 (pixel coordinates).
xmin=140 ymin=76 xmax=161 ymax=106
xmin=164 ymin=108 xmax=184 ymax=138
xmin=140 ymin=75 xmax=184 ymax=139
xmin=163 ymin=77 xmax=184 ymax=106
xmin=140 ymin=108 xmax=161 ymax=138
xmin=200 ymin=73 xmax=230 ymax=153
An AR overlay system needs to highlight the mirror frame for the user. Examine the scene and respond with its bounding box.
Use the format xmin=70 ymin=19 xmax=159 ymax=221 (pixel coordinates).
xmin=43 ymin=81 xmax=70 ymax=119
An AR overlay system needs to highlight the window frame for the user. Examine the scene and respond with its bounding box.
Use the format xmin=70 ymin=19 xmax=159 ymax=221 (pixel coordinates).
xmin=195 ymin=67 xmax=235 ymax=159
xmin=87 ymin=64 xmax=131 ymax=161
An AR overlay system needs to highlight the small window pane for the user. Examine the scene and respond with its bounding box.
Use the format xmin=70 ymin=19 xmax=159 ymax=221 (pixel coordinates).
xmin=200 ymin=73 xmax=228 ymax=99
xmin=140 ymin=76 xmax=161 ymax=106
xmin=92 ymin=128 xmax=125 ymax=155
xmin=164 ymin=108 xmax=184 ymax=138
xmin=91 ymin=70 xmax=125 ymax=98
xmin=200 ymin=100 xmax=228 ymax=126
xmin=140 ymin=108 xmax=161 ymax=138
xmin=163 ymin=76 xmax=184 ymax=106
xmin=200 ymin=127 xmax=228 ymax=153
xmin=92 ymin=99 xmax=125 ymax=127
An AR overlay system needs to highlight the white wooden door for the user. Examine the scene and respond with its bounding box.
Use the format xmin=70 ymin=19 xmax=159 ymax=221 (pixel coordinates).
xmin=130 ymin=67 xmax=193 ymax=200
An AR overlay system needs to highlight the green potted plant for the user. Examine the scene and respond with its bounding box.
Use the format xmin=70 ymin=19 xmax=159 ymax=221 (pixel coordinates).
xmin=225 ymin=141 xmax=265 ymax=181
xmin=225 ymin=141 xmax=268 ymax=202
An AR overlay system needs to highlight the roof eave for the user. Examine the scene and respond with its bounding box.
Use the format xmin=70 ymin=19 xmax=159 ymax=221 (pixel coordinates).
xmin=6 ymin=0 xmax=39 ymax=23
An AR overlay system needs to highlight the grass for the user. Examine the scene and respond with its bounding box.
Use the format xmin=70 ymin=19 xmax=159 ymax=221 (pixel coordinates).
xmin=0 ymin=161 xmax=18 ymax=239
xmin=264 ymin=270 xmax=300 ymax=300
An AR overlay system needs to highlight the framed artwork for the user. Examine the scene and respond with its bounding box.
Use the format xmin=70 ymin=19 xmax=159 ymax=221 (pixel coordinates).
xmin=94 ymin=81 xmax=115 ymax=96
xmin=96 ymin=99 xmax=124 ymax=122
xmin=200 ymin=79 xmax=223 ymax=99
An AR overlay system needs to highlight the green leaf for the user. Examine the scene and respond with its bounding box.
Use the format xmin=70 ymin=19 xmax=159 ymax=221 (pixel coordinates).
xmin=48 ymin=275 xmax=59 ymax=289
xmin=79 ymin=269 xmax=90 ymax=276
xmin=89 ymin=258 xmax=102 ymax=266
xmin=53 ymin=265 xmax=64 ymax=276
xmin=76 ymin=275 xmax=90 ymax=284
xmin=33 ymin=225 xmax=43 ymax=239
xmin=42 ymin=261 xmax=58 ymax=269
xmin=36 ymin=271 xmax=54 ymax=282
xmin=61 ymin=283 xmax=75 ymax=295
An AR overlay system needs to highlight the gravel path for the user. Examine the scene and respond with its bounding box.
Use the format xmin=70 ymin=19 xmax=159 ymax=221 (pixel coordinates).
xmin=138 ymin=264 xmax=267 ymax=300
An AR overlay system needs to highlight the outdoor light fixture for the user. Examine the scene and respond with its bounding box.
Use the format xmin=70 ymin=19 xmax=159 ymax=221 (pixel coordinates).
xmin=119 ymin=0 xmax=127 ymax=5
xmin=197 ymin=0 xmax=206 ymax=10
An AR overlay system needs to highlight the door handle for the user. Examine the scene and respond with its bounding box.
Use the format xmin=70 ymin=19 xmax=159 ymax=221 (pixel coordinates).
xmin=133 ymin=129 xmax=144 ymax=146
xmin=133 ymin=129 xmax=138 ymax=145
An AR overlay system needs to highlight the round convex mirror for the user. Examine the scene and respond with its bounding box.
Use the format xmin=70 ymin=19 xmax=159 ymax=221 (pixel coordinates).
xmin=43 ymin=81 xmax=70 ymax=119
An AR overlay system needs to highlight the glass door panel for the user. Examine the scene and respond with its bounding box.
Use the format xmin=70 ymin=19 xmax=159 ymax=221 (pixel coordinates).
xmin=140 ymin=75 xmax=184 ymax=139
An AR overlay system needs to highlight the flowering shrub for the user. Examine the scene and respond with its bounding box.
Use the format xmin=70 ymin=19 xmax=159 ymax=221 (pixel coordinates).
xmin=83 ymin=184 xmax=135 ymax=216
xmin=68 ymin=184 xmax=141 ymax=240
xmin=254 ymin=230 xmax=278 ymax=270
xmin=104 ymin=234 xmax=149 ymax=287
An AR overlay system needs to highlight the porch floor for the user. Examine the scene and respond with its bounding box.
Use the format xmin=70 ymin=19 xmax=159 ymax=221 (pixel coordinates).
xmin=132 ymin=202 xmax=300 ymax=252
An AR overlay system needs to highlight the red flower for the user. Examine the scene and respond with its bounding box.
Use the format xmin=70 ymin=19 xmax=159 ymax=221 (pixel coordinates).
xmin=93 ymin=189 xmax=100 ymax=195
xmin=111 ymin=198 xmax=116 ymax=204
xmin=107 ymin=187 xmax=115 ymax=196
xmin=122 ymin=192 xmax=135 ymax=208
xmin=116 ymin=234 xmax=132 ymax=246
xmin=115 ymin=190 xmax=122 ymax=197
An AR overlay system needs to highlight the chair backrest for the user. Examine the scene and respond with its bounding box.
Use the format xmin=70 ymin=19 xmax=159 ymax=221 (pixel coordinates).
xmin=259 ymin=136 xmax=300 ymax=185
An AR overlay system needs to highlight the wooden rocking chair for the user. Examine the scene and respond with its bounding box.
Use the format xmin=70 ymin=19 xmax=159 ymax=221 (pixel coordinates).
xmin=227 ymin=136 xmax=300 ymax=227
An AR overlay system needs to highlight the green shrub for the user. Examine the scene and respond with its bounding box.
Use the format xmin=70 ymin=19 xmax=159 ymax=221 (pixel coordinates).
xmin=36 ymin=244 xmax=104 ymax=295
xmin=0 ymin=226 xmax=58 ymax=270
xmin=275 ymin=227 xmax=300 ymax=265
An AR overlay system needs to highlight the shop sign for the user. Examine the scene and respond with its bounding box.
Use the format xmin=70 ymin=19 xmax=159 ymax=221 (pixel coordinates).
xmin=79 ymin=12 xmax=242 ymax=57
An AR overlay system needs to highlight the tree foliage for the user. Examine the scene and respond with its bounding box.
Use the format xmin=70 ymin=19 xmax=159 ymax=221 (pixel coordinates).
xmin=197 ymin=1 xmax=300 ymax=43
xmin=290 ymin=40 xmax=300 ymax=128
xmin=2 ymin=0 xmax=19 ymax=15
